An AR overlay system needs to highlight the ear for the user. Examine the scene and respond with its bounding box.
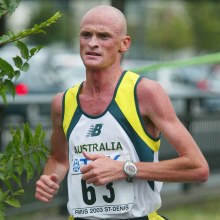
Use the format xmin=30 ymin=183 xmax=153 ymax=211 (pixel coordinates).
xmin=119 ymin=36 xmax=131 ymax=53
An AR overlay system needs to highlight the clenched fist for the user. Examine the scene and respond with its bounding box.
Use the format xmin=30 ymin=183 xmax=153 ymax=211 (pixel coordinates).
xmin=35 ymin=174 xmax=60 ymax=203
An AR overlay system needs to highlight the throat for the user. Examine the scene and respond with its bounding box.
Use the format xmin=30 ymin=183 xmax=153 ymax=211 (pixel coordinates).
xmin=79 ymin=70 xmax=123 ymax=116
xmin=79 ymin=94 xmax=113 ymax=116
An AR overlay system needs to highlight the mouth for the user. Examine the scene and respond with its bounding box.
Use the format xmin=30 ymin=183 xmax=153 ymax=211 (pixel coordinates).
xmin=86 ymin=51 xmax=101 ymax=57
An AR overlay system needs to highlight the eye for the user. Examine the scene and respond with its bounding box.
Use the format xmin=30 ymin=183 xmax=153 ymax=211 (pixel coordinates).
xmin=98 ymin=33 xmax=111 ymax=39
xmin=80 ymin=31 xmax=92 ymax=39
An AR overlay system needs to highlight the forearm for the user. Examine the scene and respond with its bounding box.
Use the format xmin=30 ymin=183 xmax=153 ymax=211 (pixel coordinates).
xmin=43 ymin=155 xmax=69 ymax=184
xmin=135 ymin=156 xmax=209 ymax=183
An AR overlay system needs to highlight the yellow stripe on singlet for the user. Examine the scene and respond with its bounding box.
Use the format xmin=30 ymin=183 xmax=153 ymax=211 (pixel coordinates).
xmin=115 ymin=71 xmax=160 ymax=152
xmin=63 ymin=84 xmax=80 ymax=136
xmin=148 ymin=212 xmax=166 ymax=220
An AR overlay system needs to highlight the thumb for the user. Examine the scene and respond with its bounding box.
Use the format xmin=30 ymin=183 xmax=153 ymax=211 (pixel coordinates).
xmin=83 ymin=151 xmax=104 ymax=161
xmin=50 ymin=174 xmax=59 ymax=184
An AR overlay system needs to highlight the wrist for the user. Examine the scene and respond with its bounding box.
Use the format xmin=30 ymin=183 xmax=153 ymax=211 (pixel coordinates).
xmin=123 ymin=161 xmax=138 ymax=182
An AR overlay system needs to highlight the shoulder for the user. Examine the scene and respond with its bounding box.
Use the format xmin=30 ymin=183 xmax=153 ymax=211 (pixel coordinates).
xmin=137 ymin=77 xmax=169 ymax=103
xmin=136 ymin=77 xmax=175 ymax=118
xmin=51 ymin=92 xmax=65 ymax=116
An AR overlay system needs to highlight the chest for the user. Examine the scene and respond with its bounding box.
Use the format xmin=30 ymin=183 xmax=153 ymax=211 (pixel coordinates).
xmin=78 ymin=94 xmax=113 ymax=116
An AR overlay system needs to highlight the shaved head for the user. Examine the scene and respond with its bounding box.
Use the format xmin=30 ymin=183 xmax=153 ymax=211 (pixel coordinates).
xmin=79 ymin=5 xmax=131 ymax=71
xmin=80 ymin=5 xmax=128 ymax=36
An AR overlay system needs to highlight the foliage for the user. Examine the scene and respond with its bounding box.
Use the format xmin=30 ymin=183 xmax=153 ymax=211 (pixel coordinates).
xmin=27 ymin=2 xmax=70 ymax=45
xmin=0 ymin=12 xmax=62 ymax=103
xmin=146 ymin=6 xmax=193 ymax=51
xmin=0 ymin=0 xmax=21 ymax=17
xmin=0 ymin=12 xmax=62 ymax=45
xmin=0 ymin=1 xmax=62 ymax=220
xmin=126 ymin=1 xmax=220 ymax=59
xmin=0 ymin=41 xmax=43 ymax=103
xmin=0 ymin=124 xmax=49 ymax=220
xmin=186 ymin=1 xmax=220 ymax=52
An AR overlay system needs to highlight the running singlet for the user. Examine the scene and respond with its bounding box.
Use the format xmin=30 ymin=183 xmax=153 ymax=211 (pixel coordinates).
xmin=62 ymin=71 xmax=163 ymax=219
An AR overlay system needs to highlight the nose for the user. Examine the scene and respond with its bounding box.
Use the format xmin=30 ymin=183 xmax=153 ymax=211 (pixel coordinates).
xmin=88 ymin=36 xmax=98 ymax=48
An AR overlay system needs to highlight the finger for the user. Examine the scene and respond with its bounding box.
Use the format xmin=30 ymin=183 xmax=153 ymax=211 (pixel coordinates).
xmin=36 ymin=175 xmax=59 ymax=194
xmin=42 ymin=175 xmax=59 ymax=191
xmin=35 ymin=187 xmax=55 ymax=202
xmin=82 ymin=151 xmax=104 ymax=161
xmin=50 ymin=174 xmax=59 ymax=185
xmin=81 ymin=168 xmax=93 ymax=180
xmin=80 ymin=163 xmax=91 ymax=174
xmin=35 ymin=192 xmax=50 ymax=203
xmin=86 ymin=176 xmax=109 ymax=186
xmin=36 ymin=180 xmax=59 ymax=196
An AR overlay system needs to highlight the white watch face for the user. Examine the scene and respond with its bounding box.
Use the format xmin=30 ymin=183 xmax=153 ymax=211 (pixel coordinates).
xmin=125 ymin=164 xmax=136 ymax=175
xmin=124 ymin=162 xmax=137 ymax=177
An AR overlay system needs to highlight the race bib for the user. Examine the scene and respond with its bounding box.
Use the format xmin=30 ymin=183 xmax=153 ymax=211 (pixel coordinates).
xmin=68 ymin=152 xmax=134 ymax=217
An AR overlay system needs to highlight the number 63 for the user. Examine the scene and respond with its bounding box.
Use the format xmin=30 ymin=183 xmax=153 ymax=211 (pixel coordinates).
xmin=81 ymin=179 xmax=115 ymax=205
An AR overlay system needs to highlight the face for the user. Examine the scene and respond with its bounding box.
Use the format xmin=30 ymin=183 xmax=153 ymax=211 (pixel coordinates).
xmin=79 ymin=11 xmax=128 ymax=71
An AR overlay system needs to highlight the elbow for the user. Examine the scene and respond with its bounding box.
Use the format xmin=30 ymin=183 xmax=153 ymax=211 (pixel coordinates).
xmin=197 ymin=163 xmax=209 ymax=183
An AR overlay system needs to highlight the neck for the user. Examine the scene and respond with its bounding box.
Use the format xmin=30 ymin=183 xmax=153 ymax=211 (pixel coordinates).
xmin=83 ymin=66 xmax=123 ymax=97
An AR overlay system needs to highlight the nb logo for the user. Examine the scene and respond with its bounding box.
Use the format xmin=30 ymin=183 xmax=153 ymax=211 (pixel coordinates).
xmin=86 ymin=123 xmax=103 ymax=137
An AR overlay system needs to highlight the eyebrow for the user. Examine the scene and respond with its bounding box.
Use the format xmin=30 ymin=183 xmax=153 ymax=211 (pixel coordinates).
xmin=80 ymin=29 xmax=113 ymax=37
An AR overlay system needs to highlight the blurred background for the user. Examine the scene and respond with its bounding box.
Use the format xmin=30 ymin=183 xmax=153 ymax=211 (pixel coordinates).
xmin=0 ymin=0 xmax=220 ymax=219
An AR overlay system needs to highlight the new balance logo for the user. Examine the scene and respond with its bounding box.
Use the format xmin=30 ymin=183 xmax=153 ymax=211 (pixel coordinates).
xmin=86 ymin=124 xmax=103 ymax=137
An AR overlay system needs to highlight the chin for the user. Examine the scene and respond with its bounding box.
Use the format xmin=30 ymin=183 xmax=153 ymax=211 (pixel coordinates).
xmin=84 ymin=61 xmax=102 ymax=69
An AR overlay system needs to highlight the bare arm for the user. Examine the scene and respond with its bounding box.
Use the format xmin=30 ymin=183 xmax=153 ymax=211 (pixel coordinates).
xmin=35 ymin=92 xmax=69 ymax=202
xmin=135 ymin=78 xmax=209 ymax=183
xmin=43 ymin=92 xmax=69 ymax=181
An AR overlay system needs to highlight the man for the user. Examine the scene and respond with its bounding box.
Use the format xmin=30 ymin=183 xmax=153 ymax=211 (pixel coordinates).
xmin=35 ymin=5 xmax=209 ymax=220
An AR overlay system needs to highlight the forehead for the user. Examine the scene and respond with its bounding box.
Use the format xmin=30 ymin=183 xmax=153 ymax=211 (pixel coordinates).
xmin=80 ymin=12 xmax=121 ymax=34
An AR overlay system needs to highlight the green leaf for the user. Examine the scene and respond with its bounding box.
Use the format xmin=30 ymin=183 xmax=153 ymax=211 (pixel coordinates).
xmin=0 ymin=171 xmax=4 ymax=180
xmin=14 ymin=143 xmax=22 ymax=155
xmin=39 ymin=131 xmax=46 ymax=145
xmin=13 ymin=56 xmax=23 ymax=68
xmin=0 ymin=34 xmax=10 ymax=44
xmin=11 ymin=174 xmax=21 ymax=188
xmin=4 ymin=197 xmax=21 ymax=208
xmin=14 ymin=161 xmax=23 ymax=176
xmin=20 ymin=62 xmax=29 ymax=72
xmin=0 ymin=0 xmax=21 ymax=17
xmin=15 ymin=41 xmax=29 ymax=60
xmin=30 ymin=45 xmax=44 ymax=57
xmin=0 ymin=58 xmax=14 ymax=78
xmin=0 ymin=163 xmax=5 ymax=180
xmin=0 ymin=191 xmax=9 ymax=203
xmin=14 ymin=70 xmax=20 ymax=80
xmin=6 ymin=31 xmax=15 ymax=38
xmin=32 ymin=152 xmax=41 ymax=174
xmin=0 ymin=90 xmax=7 ymax=104
xmin=38 ymin=151 xmax=48 ymax=162
xmin=0 ymin=3 xmax=8 ymax=17
xmin=24 ymin=161 xmax=34 ymax=182
xmin=7 ymin=0 xmax=21 ymax=16
xmin=4 ymin=179 xmax=12 ymax=192
xmin=4 ymin=79 xmax=15 ymax=97
xmin=33 ymin=124 xmax=42 ymax=145
xmin=13 ymin=189 xmax=24 ymax=197
xmin=22 ymin=138 xmax=28 ymax=153
xmin=13 ymin=129 xmax=22 ymax=149
xmin=23 ymin=123 xmax=33 ymax=146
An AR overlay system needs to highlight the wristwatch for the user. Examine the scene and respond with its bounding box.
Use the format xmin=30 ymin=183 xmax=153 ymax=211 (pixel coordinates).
xmin=123 ymin=161 xmax=138 ymax=182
